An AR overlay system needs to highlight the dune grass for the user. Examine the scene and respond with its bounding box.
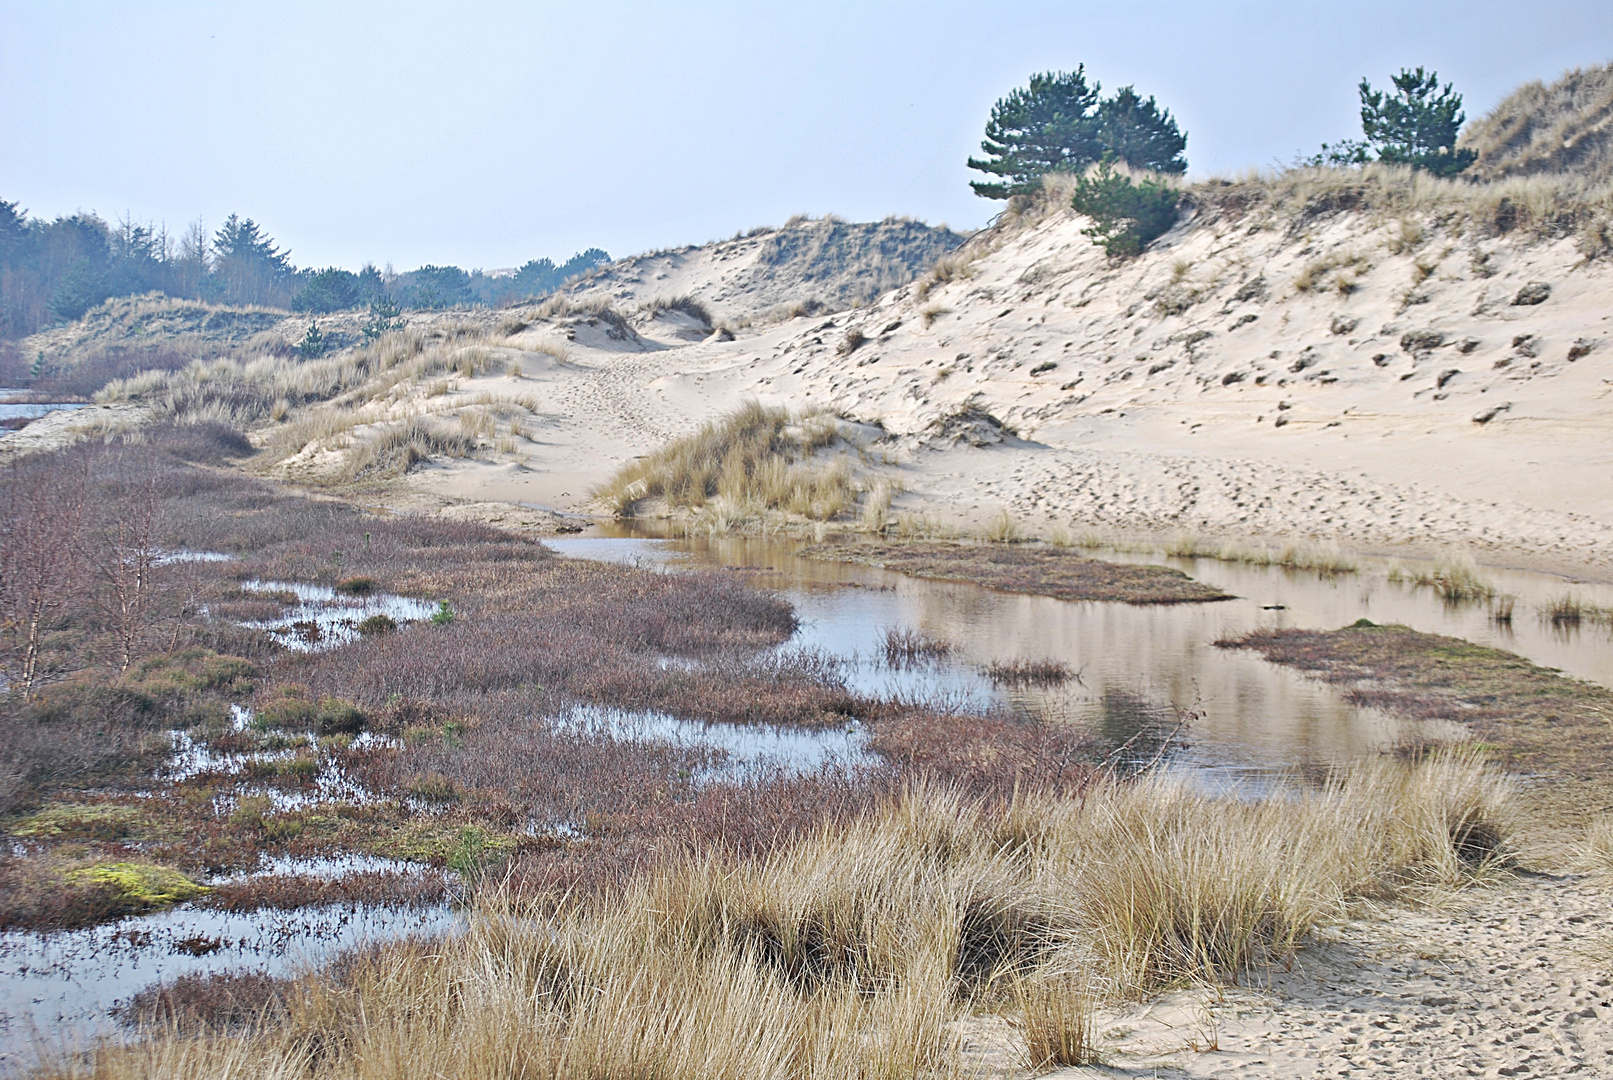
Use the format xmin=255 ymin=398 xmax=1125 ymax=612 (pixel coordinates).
xmin=1165 ymin=534 xmax=1359 ymax=576
xmin=43 ymin=753 xmax=1509 ymax=1080
xmin=1540 ymin=592 xmax=1613 ymax=629
xmin=1387 ymin=553 xmax=1497 ymax=603
xmin=594 ymin=401 xmax=860 ymax=522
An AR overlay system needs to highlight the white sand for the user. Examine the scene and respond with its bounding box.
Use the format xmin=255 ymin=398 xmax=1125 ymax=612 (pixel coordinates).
xmin=331 ymin=194 xmax=1613 ymax=578
xmin=952 ymin=870 xmax=1613 ymax=1078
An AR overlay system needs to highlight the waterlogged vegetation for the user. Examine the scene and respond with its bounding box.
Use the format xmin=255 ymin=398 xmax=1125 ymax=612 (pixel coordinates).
xmin=22 ymin=754 xmax=1512 ymax=1080
xmin=1220 ymin=621 xmax=1613 ymax=794
xmin=3 ymin=425 xmax=1611 ymax=1074
xmin=803 ymin=538 xmax=1233 ymax=605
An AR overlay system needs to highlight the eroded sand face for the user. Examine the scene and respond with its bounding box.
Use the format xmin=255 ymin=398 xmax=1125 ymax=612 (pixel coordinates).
xmin=267 ymin=189 xmax=1613 ymax=576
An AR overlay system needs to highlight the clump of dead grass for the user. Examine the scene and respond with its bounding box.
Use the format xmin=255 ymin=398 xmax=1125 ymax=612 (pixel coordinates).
xmin=1388 ymin=553 xmax=1497 ymax=603
xmin=594 ymin=401 xmax=857 ymax=521
xmin=1540 ymin=592 xmax=1613 ymax=629
xmin=1581 ymin=815 xmax=1613 ymax=875
xmin=1169 ymin=535 xmax=1359 ymax=575
xmin=882 ymin=627 xmax=956 ymax=667
xmin=64 ymin=753 xmax=1510 ymax=1079
xmin=982 ymin=658 xmax=1073 ymax=687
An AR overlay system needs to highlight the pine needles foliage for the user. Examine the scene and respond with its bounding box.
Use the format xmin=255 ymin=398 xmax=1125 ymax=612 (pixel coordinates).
xmin=1070 ymin=160 xmax=1182 ymax=257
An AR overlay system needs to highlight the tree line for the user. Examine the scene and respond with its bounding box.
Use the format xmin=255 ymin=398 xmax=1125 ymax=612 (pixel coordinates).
xmin=0 ymin=203 xmax=609 ymax=340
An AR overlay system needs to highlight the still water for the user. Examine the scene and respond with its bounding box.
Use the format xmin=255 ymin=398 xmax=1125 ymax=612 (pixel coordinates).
xmin=550 ymin=527 xmax=1613 ymax=784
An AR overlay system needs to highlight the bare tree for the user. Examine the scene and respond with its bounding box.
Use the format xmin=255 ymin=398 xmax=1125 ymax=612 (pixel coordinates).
xmin=0 ymin=456 xmax=89 ymax=695
xmin=93 ymin=466 xmax=162 ymax=672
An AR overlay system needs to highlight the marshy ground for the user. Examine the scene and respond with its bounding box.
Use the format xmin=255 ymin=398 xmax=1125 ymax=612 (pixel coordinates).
xmin=4 ymin=422 xmax=1613 ymax=1077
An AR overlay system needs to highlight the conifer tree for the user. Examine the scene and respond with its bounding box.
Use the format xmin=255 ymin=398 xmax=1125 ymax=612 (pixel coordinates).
xmin=1096 ymin=87 xmax=1187 ymax=174
xmin=1358 ymin=67 xmax=1476 ymax=176
xmin=968 ymin=69 xmax=1103 ymax=199
xmin=968 ymin=69 xmax=1188 ymax=198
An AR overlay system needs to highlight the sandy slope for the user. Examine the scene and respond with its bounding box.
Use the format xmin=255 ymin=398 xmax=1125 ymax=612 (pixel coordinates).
xmin=560 ymin=215 xmax=964 ymax=324
xmin=954 ymin=870 xmax=1613 ymax=1078
xmin=365 ymin=190 xmax=1613 ymax=577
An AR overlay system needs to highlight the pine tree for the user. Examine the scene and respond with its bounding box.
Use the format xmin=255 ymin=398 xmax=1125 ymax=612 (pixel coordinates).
xmin=212 ymin=214 xmax=296 ymax=306
xmin=1359 ymin=68 xmax=1476 ymax=177
xmin=1096 ymin=87 xmax=1187 ymax=174
xmin=968 ymin=69 xmax=1103 ymax=199
xmin=1070 ymin=159 xmax=1181 ymax=258
xmin=968 ymin=70 xmax=1188 ymax=199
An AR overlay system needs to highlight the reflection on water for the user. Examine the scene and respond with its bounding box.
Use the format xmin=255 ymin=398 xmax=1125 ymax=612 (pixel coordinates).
xmin=0 ymin=392 xmax=88 ymax=428
xmin=0 ymin=903 xmax=458 ymax=1069
xmin=550 ymin=527 xmax=1613 ymax=779
xmin=234 ymin=580 xmax=440 ymax=651
xmin=556 ymin=704 xmax=870 ymax=781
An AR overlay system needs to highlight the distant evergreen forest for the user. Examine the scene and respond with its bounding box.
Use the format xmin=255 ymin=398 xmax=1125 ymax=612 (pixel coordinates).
xmin=0 ymin=199 xmax=609 ymax=339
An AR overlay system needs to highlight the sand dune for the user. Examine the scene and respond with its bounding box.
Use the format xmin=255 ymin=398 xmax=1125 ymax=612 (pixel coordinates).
xmin=374 ymin=179 xmax=1613 ymax=577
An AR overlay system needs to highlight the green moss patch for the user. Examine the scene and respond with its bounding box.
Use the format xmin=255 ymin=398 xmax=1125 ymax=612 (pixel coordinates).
xmin=370 ymin=822 xmax=516 ymax=878
xmin=64 ymin=861 xmax=211 ymax=909
xmin=803 ymin=541 xmax=1233 ymax=605
xmin=10 ymin=803 xmax=150 ymax=841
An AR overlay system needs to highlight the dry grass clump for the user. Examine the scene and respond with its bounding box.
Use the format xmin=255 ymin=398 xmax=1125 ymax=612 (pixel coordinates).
xmin=64 ymin=754 xmax=1509 ymax=1079
xmin=340 ymin=416 xmax=479 ymax=478
xmin=594 ymin=401 xmax=857 ymax=521
xmin=1168 ymin=535 xmax=1359 ymax=576
xmin=882 ymin=626 xmax=956 ymax=666
xmin=640 ymin=294 xmax=713 ymax=327
xmin=1191 ymin=162 xmax=1613 ymax=258
xmin=95 ymin=323 xmax=526 ymax=430
xmin=1581 ymin=815 xmax=1613 ymax=875
xmin=1539 ymin=592 xmax=1613 ymax=629
xmin=1388 ymin=553 xmax=1497 ymax=602
xmin=983 ymin=509 xmax=1024 ymax=543
xmin=1015 ymin=970 xmax=1099 ymax=1068
xmin=983 ymin=659 xmax=1073 ymax=687
xmin=1292 ymin=250 xmax=1372 ymax=293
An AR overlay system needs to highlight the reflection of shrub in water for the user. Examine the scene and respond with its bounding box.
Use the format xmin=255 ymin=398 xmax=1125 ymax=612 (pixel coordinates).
xmin=253 ymin=688 xmax=366 ymax=734
xmin=334 ymin=576 xmax=377 ymax=596
xmin=358 ymin=613 xmax=397 ymax=635
xmin=983 ymin=658 xmax=1073 ymax=686
xmin=882 ymin=626 xmax=956 ymax=667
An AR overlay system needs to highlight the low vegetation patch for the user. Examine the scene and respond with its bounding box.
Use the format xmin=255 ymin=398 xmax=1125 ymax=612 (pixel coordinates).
xmin=1540 ymin=592 xmax=1613 ymax=629
xmin=803 ymin=540 xmax=1233 ymax=605
xmin=1388 ymin=553 xmax=1497 ymax=602
xmin=1167 ymin=534 xmax=1359 ymax=576
xmin=983 ymin=658 xmax=1074 ymax=686
xmin=1219 ymin=622 xmax=1613 ymax=808
xmin=1 ymin=856 xmax=210 ymax=930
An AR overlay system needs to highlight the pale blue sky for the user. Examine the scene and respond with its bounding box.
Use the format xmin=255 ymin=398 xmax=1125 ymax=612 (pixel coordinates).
xmin=3 ymin=1 xmax=1610 ymax=271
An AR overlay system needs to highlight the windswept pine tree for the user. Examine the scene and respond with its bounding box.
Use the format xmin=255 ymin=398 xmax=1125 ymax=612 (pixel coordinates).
xmin=968 ymin=68 xmax=1187 ymax=199
xmin=1359 ymin=67 xmax=1477 ymax=176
